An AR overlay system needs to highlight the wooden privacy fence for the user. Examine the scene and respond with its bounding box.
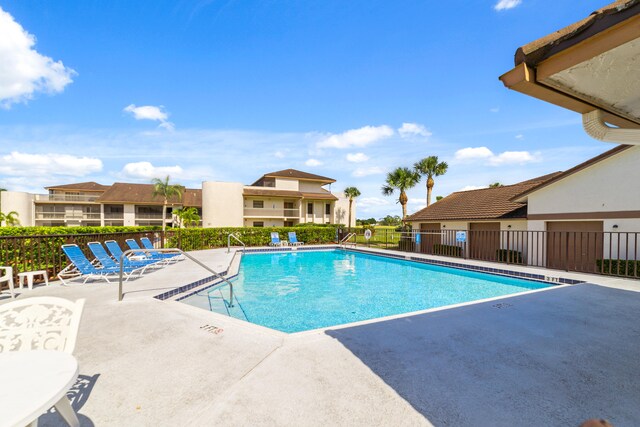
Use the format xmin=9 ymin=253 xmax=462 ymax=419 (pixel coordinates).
xmin=349 ymin=228 xmax=640 ymax=278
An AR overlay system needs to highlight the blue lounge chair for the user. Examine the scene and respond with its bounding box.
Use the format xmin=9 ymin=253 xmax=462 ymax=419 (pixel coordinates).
xmin=140 ymin=237 xmax=156 ymax=250
xmin=270 ymin=232 xmax=286 ymax=247
xmin=126 ymin=239 xmax=180 ymax=262
xmin=89 ymin=242 xmax=158 ymax=274
xmin=59 ymin=244 xmax=125 ymax=285
xmin=288 ymin=232 xmax=304 ymax=246
xmin=104 ymin=240 xmax=162 ymax=267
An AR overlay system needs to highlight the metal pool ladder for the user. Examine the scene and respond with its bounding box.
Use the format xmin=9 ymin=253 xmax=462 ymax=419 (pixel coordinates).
xmin=340 ymin=232 xmax=357 ymax=248
xmin=227 ymin=233 xmax=246 ymax=253
xmin=118 ymin=248 xmax=235 ymax=306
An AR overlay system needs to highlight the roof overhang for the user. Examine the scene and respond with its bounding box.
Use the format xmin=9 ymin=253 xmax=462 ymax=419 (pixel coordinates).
xmin=500 ymin=1 xmax=640 ymax=140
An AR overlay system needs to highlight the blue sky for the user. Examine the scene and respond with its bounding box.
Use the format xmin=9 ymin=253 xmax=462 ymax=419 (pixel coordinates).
xmin=0 ymin=0 xmax=615 ymax=219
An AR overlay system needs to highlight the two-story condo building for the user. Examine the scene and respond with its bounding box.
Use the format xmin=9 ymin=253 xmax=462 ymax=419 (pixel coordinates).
xmin=0 ymin=169 xmax=354 ymax=228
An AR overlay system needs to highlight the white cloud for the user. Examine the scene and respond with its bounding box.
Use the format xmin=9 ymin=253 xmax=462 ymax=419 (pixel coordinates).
xmin=494 ymin=0 xmax=522 ymax=11
xmin=0 ymin=152 xmax=102 ymax=176
xmin=352 ymin=166 xmax=385 ymax=177
xmin=274 ymin=151 xmax=285 ymax=159
xmin=515 ymin=134 xmax=524 ymax=139
xmin=305 ymin=158 xmax=323 ymax=167
xmin=454 ymin=147 xmax=494 ymax=161
xmin=0 ymin=7 xmax=76 ymax=108
xmin=358 ymin=197 xmax=390 ymax=209
xmin=124 ymin=104 xmax=175 ymax=131
xmin=346 ymin=152 xmax=369 ymax=163
xmin=121 ymin=162 xmax=183 ymax=180
xmin=317 ymin=125 xmax=394 ymax=149
xmin=454 ymin=146 xmax=540 ymax=166
xmin=398 ymin=122 xmax=431 ymax=138
xmin=490 ymin=107 xmax=500 ymax=113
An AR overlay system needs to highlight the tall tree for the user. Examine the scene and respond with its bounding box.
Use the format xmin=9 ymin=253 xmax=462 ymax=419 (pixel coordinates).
xmin=414 ymin=156 xmax=448 ymax=207
xmin=381 ymin=167 xmax=421 ymax=221
xmin=151 ymin=176 xmax=184 ymax=232
xmin=343 ymin=187 xmax=361 ymax=231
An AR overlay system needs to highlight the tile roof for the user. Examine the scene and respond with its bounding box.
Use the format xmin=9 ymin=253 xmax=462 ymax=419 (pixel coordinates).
xmin=252 ymin=169 xmax=335 ymax=185
xmin=96 ymin=183 xmax=202 ymax=206
xmin=514 ymin=0 xmax=640 ymax=67
xmin=45 ymin=182 xmax=110 ymax=192
xmin=406 ymin=172 xmax=562 ymax=222
xmin=301 ymin=191 xmax=338 ymax=201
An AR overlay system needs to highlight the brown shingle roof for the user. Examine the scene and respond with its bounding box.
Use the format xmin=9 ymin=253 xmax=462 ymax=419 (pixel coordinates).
xmin=514 ymin=0 xmax=640 ymax=67
xmin=45 ymin=182 xmax=110 ymax=192
xmin=511 ymin=144 xmax=632 ymax=202
xmin=301 ymin=191 xmax=338 ymax=201
xmin=96 ymin=183 xmax=202 ymax=206
xmin=251 ymin=169 xmax=335 ymax=185
xmin=406 ymin=172 xmax=563 ymax=222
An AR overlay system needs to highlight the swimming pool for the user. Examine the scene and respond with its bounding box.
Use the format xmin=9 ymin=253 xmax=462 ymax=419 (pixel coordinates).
xmin=182 ymin=249 xmax=552 ymax=333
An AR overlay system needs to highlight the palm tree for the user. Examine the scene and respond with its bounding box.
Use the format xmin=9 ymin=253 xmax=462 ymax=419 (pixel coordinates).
xmin=489 ymin=182 xmax=503 ymax=188
xmin=343 ymin=187 xmax=361 ymax=231
xmin=381 ymin=167 xmax=421 ymax=221
xmin=414 ymin=156 xmax=448 ymax=207
xmin=151 ymin=176 xmax=184 ymax=232
xmin=0 ymin=211 xmax=19 ymax=227
xmin=174 ymin=207 xmax=200 ymax=228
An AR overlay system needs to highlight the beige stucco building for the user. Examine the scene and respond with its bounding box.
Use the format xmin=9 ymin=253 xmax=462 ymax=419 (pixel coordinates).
xmin=0 ymin=169 xmax=354 ymax=228
xmin=407 ymin=145 xmax=640 ymax=270
xmin=202 ymin=169 xmax=354 ymax=228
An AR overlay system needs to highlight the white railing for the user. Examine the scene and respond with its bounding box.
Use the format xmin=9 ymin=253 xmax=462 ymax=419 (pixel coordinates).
xmin=243 ymin=208 xmax=299 ymax=218
xmin=34 ymin=194 xmax=100 ymax=202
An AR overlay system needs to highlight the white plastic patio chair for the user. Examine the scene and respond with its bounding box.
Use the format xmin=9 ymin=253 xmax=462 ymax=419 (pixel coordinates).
xmin=0 ymin=266 xmax=15 ymax=298
xmin=0 ymin=297 xmax=85 ymax=427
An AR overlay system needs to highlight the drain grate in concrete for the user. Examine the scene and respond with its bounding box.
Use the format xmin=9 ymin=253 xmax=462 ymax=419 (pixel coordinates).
xmin=200 ymin=324 xmax=224 ymax=335
xmin=492 ymin=303 xmax=513 ymax=309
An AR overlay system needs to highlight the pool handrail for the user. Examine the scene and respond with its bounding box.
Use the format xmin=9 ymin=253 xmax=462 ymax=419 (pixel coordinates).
xmin=340 ymin=232 xmax=357 ymax=247
xmin=118 ymin=248 xmax=234 ymax=306
xmin=227 ymin=233 xmax=246 ymax=253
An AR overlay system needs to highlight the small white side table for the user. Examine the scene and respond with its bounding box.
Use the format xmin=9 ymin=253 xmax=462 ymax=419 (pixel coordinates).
xmin=18 ymin=270 xmax=49 ymax=291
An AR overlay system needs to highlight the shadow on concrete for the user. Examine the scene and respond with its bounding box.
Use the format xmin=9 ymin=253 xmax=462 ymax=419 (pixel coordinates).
xmin=40 ymin=373 xmax=100 ymax=427
xmin=326 ymin=284 xmax=640 ymax=426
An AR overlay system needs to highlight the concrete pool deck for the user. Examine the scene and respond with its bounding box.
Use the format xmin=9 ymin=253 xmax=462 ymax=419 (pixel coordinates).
xmin=2 ymin=247 xmax=640 ymax=426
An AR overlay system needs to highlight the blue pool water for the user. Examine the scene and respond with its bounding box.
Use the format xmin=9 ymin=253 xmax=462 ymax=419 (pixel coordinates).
xmin=184 ymin=250 xmax=551 ymax=333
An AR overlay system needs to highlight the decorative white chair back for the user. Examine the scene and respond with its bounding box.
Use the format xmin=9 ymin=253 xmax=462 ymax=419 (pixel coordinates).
xmin=0 ymin=266 xmax=13 ymax=297
xmin=0 ymin=297 xmax=85 ymax=354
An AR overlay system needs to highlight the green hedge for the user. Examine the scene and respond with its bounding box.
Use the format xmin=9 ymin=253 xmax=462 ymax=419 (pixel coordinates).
xmin=0 ymin=226 xmax=161 ymax=236
xmin=166 ymin=226 xmax=339 ymax=251
xmin=433 ymin=244 xmax=462 ymax=257
xmin=497 ymin=249 xmax=523 ymax=263
xmin=596 ymin=259 xmax=640 ymax=277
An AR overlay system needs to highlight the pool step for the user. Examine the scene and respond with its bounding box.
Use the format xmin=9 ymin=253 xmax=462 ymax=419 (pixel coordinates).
xmin=208 ymin=290 xmax=248 ymax=321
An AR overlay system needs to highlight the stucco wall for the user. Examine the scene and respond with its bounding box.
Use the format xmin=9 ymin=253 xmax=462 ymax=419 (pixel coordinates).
xmin=298 ymin=181 xmax=325 ymax=193
xmin=123 ymin=204 xmax=136 ymax=226
xmin=275 ymin=178 xmax=299 ymax=191
xmin=0 ymin=191 xmax=35 ymax=226
xmin=202 ymin=181 xmax=244 ymax=227
xmin=528 ymin=145 xmax=640 ymax=215
xmin=333 ymin=193 xmax=355 ymax=227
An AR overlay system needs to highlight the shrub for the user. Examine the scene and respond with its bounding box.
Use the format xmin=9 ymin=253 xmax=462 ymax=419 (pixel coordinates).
xmin=166 ymin=226 xmax=339 ymax=251
xmin=496 ymin=249 xmax=523 ymax=263
xmin=433 ymin=244 xmax=462 ymax=257
xmin=0 ymin=226 xmax=160 ymax=236
xmin=596 ymin=259 xmax=640 ymax=277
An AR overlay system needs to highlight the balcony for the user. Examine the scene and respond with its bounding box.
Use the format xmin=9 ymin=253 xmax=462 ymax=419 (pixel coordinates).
xmin=135 ymin=213 xmax=170 ymax=220
xmin=35 ymin=213 xmax=101 ymax=220
xmin=34 ymin=194 xmax=100 ymax=203
xmin=104 ymin=213 xmax=124 ymax=219
xmin=244 ymin=208 xmax=299 ymax=218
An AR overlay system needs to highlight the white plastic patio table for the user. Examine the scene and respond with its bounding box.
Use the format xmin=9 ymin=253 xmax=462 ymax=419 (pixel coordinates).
xmin=0 ymin=350 xmax=79 ymax=427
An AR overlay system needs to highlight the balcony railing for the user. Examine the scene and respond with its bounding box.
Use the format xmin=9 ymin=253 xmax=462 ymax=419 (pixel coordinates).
xmin=244 ymin=208 xmax=299 ymax=218
xmin=34 ymin=194 xmax=100 ymax=202
xmin=35 ymin=213 xmax=101 ymax=220
xmin=104 ymin=213 xmax=124 ymax=219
